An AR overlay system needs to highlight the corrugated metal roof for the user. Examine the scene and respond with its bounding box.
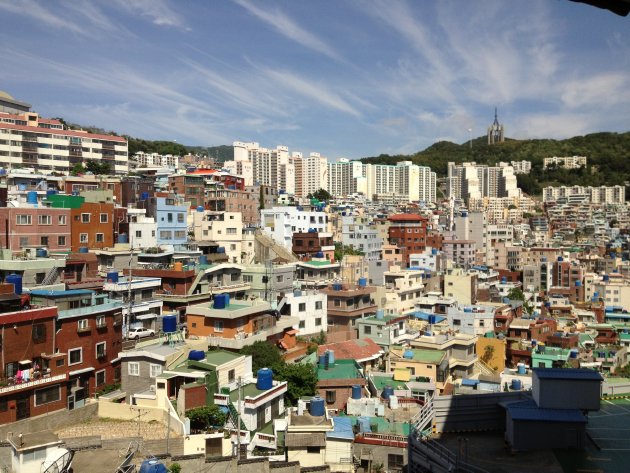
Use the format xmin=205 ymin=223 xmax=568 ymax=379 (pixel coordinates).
xmin=533 ymin=368 xmax=603 ymax=381
xmin=508 ymin=404 xmax=587 ymax=423
xmin=327 ymin=417 xmax=354 ymax=440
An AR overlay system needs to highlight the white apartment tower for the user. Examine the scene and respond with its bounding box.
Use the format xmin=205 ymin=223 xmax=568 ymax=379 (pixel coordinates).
xmin=227 ymin=142 xmax=295 ymax=194
xmin=448 ymin=162 xmax=520 ymax=201
xmin=292 ymin=152 xmax=328 ymax=197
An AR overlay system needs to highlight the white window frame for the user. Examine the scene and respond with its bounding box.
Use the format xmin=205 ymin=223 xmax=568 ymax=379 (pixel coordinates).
xmin=81 ymin=213 xmax=90 ymax=223
xmin=68 ymin=347 xmax=83 ymax=366
xmin=149 ymin=364 xmax=162 ymax=378
xmin=128 ymin=362 xmax=140 ymax=376
xmin=58 ymin=215 xmax=67 ymax=225
xmin=38 ymin=215 xmax=52 ymax=225
xmin=79 ymin=233 xmax=88 ymax=243
xmin=95 ymin=369 xmax=106 ymax=387
xmin=214 ymin=320 xmax=224 ymax=332
xmin=100 ymin=213 xmax=108 ymax=223
xmin=78 ymin=319 xmax=88 ymax=331
xmin=95 ymin=233 xmax=104 ymax=243
xmin=16 ymin=215 xmax=32 ymax=225
xmin=95 ymin=341 xmax=106 ymax=358
xmin=96 ymin=315 xmax=105 ymax=327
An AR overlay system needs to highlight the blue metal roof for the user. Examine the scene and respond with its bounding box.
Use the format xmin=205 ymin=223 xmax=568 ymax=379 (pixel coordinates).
xmin=507 ymin=402 xmax=587 ymax=423
xmin=533 ymin=368 xmax=603 ymax=381
xmin=410 ymin=311 xmax=446 ymax=323
xmin=327 ymin=416 xmax=354 ymax=440
xmin=30 ymin=289 xmax=94 ymax=297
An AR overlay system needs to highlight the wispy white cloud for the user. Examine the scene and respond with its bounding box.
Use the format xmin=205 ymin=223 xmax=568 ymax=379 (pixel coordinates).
xmin=0 ymin=0 xmax=87 ymax=35
xmin=233 ymin=0 xmax=342 ymax=61
xmin=561 ymin=73 xmax=630 ymax=109
xmin=109 ymin=0 xmax=189 ymax=30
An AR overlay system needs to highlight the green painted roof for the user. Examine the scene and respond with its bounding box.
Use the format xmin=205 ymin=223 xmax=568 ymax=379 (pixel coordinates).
xmin=409 ymin=349 xmax=445 ymax=364
xmin=203 ymin=350 xmax=242 ymax=366
xmin=45 ymin=194 xmax=85 ymax=209
xmin=370 ymin=376 xmax=408 ymax=391
xmin=228 ymin=382 xmax=269 ymax=402
xmin=317 ymin=359 xmax=362 ymax=380
xmin=301 ymin=260 xmax=336 ymax=267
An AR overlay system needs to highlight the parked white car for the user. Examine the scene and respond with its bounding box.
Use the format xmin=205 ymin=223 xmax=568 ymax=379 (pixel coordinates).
xmin=127 ymin=327 xmax=155 ymax=340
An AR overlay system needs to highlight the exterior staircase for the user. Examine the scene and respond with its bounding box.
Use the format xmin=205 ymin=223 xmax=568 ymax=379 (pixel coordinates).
xmin=475 ymin=359 xmax=499 ymax=379
xmin=410 ymin=392 xmax=435 ymax=437
xmin=40 ymin=266 xmax=60 ymax=286
xmin=228 ymin=401 xmax=247 ymax=430
xmin=254 ymin=229 xmax=298 ymax=263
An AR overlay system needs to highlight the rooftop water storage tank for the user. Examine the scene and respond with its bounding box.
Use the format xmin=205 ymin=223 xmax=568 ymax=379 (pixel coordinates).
xmin=603 ymin=274 xmax=610 ymax=282
xmin=517 ymin=363 xmax=526 ymax=375
xmin=382 ymin=385 xmax=394 ymax=400
xmin=46 ymin=189 xmax=57 ymax=197
xmin=358 ymin=277 xmax=367 ymax=287
xmin=308 ymin=228 xmax=316 ymax=233
xmin=118 ymin=233 xmax=128 ymax=244
xmin=199 ymin=255 xmax=208 ymax=265
xmin=36 ymin=248 xmax=48 ymax=258
xmin=428 ymin=315 xmax=437 ymax=324
xmin=557 ymin=256 xmax=564 ymax=262
xmin=106 ymin=271 xmax=119 ymax=283
xmin=309 ymin=396 xmax=325 ymax=416
xmin=188 ymin=350 xmax=205 ymax=361
xmin=318 ymin=354 xmax=327 ymax=367
xmin=501 ymin=276 xmax=507 ymax=284
xmin=78 ymin=247 xmax=89 ymax=253
xmin=332 ymin=283 xmax=343 ymax=291
xmin=213 ymin=293 xmax=230 ymax=309
xmin=256 ymin=368 xmax=273 ymax=390
xmin=326 ymin=350 xmax=335 ymax=366
xmin=163 ymin=314 xmax=177 ymax=333
xmin=569 ymin=349 xmax=578 ymax=359
xmin=26 ymin=191 xmax=37 ymax=205
xmin=403 ymin=349 xmax=414 ymax=359
xmin=376 ymin=309 xmax=384 ymax=319
xmin=140 ymin=192 xmax=149 ymax=200
xmin=464 ymin=307 xmax=473 ymax=313
xmin=139 ymin=458 xmax=168 ymax=473
xmin=431 ymin=248 xmax=438 ymax=255
xmin=6 ymin=273 xmax=22 ymax=295
xmin=196 ymin=205 xmax=204 ymax=212
xmin=351 ymin=385 xmax=362 ymax=400
xmin=315 ymin=251 xmax=324 ymax=258
xmin=511 ymin=379 xmax=522 ymax=391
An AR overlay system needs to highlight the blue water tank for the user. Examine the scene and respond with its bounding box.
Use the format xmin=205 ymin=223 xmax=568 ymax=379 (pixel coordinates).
xmin=309 ymin=396 xmax=325 ymax=416
xmin=332 ymin=283 xmax=342 ymax=291
xmin=163 ymin=314 xmax=177 ymax=333
xmin=575 ymin=281 xmax=582 ymax=287
xmin=256 ymin=368 xmax=273 ymax=390
xmin=603 ymin=275 xmax=610 ymax=282
xmin=501 ymin=277 xmax=507 ymax=284
xmin=358 ymin=277 xmax=367 ymax=287
xmin=18 ymin=184 xmax=26 ymax=191
xmin=26 ymin=191 xmax=37 ymax=204
xmin=557 ymin=256 xmax=563 ymax=262
xmin=428 ymin=314 xmax=437 ymax=324
xmin=216 ymin=247 xmax=225 ymax=254
xmin=118 ymin=233 xmax=128 ymax=244
xmin=106 ymin=271 xmax=119 ymax=283
xmin=315 ymin=251 xmax=324 ymax=258
xmin=351 ymin=385 xmax=362 ymax=400
xmin=531 ymin=340 xmax=537 ymax=347
xmin=188 ymin=350 xmax=205 ymax=361
xmin=327 ymin=350 xmax=335 ymax=366
xmin=78 ymin=247 xmax=89 ymax=254
xmin=199 ymin=255 xmax=208 ymax=265
xmin=382 ymin=386 xmax=394 ymax=400
xmin=36 ymin=248 xmax=47 ymax=258
xmin=139 ymin=459 xmax=168 ymax=473
xmin=517 ymin=363 xmax=526 ymax=375
xmin=318 ymin=354 xmax=327 ymax=367
xmin=196 ymin=205 xmax=204 ymax=212
xmin=403 ymin=349 xmax=414 ymax=359
xmin=511 ymin=379 xmax=522 ymax=391
xmin=544 ymin=302 xmax=551 ymax=308
xmin=46 ymin=189 xmax=57 ymax=197
xmin=431 ymin=248 xmax=438 ymax=255
xmin=569 ymin=350 xmax=578 ymax=359
xmin=213 ymin=293 xmax=230 ymax=309
xmin=6 ymin=273 xmax=22 ymax=295
xmin=464 ymin=307 xmax=473 ymax=313
xmin=137 ymin=192 xmax=148 ymax=201
xmin=376 ymin=309 xmax=384 ymax=319
xmin=594 ymin=292 xmax=599 ymax=298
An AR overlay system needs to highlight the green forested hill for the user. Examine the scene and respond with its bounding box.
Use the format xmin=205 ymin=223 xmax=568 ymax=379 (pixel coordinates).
xmin=361 ymin=132 xmax=630 ymax=195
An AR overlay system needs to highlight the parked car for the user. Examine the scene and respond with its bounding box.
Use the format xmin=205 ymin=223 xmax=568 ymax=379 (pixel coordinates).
xmin=127 ymin=327 xmax=155 ymax=340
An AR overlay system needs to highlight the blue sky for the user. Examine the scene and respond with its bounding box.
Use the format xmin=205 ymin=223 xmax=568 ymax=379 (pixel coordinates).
xmin=1 ymin=0 xmax=629 ymax=159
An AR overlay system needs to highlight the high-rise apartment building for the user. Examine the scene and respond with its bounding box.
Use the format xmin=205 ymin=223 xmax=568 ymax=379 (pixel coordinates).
xmin=292 ymin=151 xmax=328 ymax=197
xmin=0 ymin=110 xmax=128 ymax=175
xmin=448 ymin=162 xmax=519 ymax=202
xmin=227 ymin=142 xmax=295 ymax=194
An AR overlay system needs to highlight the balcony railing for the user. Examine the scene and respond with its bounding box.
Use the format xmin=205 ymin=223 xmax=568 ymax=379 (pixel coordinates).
xmin=0 ymin=373 xmax=67 ymax=395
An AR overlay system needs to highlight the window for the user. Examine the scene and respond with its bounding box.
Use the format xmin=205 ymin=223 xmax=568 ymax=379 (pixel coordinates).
xmin=299 ymin=303 xmax=306 ymax=312
xmin=325 ymin=390 xmax=336 ymax=404
xmin=96 ymin=370 xmax=106 ymax=387
xmin=32 ymin=324 xmax=46 ymax=342
xmin=80 ymin=233 xmax=88 ymax=243
xmin=228 ymin=369 xmax=235 ymax=383
xmin=19 ymin=236 xmax=28 ymax=247
xmin=174 ymin=230 xmax=186 ymax=239
xmin=214 ymin=320 xmax=224 ymax=332
xmin=95 ymin=233 xmax=104 ymax=243
xmin=38 ymin=215 xmax=52 ymax=225
xmin=315 ymin=318 xmax=322 ymax=326
xmin=315 ymin=301 xmax=323 ymax=310
xmin=100 ymin=213 xmax=108 ymax=223
xmin=334 ymin=299 xmax=341 ymax=307
xmin=177 ymin=213 xmax=184 ymax=223
xmin=277 ymin=275 xmax=284 ymax=282
xmin=364 ymin=326 xmax=372 ymax=335
xmin=230 ymin=244 xmax=236 ymax=251
xmin=81 ymin=213 xmax=90 ymax=223
xmin=135 ymin=230 xmax=142 ymax=238
xmin=35 ymin=386 xmax=61 ymax=406
xmin=96 ymin=342 xmax=106 ymax=358
xmin=58 ymin=215 xmax=67 ymax=225
xmin=16 ymin=215 xmax=31 ymax=225
xmin=68 ymin=348 xmax=82 ymax=365
xmin=96 ymin=315 xmax=105 ymax=328
xmin=299 ymin=320 xmax=305 ymax=329
xmin=306 ymin=446 xmax=321 ymax=454
xmin=453 ymin=319 xmax=461 ymax=326
xmin=388 ymin=454 xmax=404 ymax=472
xmin=243 ymin=275 xmax=253 ymax=283
xmin=128 ymin=362 xmax=140 ymax=376
xmin=58 ymin=235 xmax=66 ymax=246
xmin=167 ymin=213 xmax=173 ymax=223
xmin=150 ymin=364 xmax=162 ymax=378
xmin=226 ymin=227 xmax=237 ymax=235
xmin=78 ymin=319 xmax=89 ymax=331
xmin=159 ymin=231 xmax=172 ymax=240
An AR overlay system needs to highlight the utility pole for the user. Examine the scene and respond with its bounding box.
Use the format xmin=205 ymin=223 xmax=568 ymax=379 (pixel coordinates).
xmin=236 ymin=376 xmax=242 ymax=459
xmin=126 ymin=249 xmax=133 ymax=339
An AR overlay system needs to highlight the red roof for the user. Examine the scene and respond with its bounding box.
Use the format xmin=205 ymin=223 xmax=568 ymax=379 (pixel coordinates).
xmin=188 ymin=169 xmax=218 ymax=175
xmin=317 ymin=338 xmax=383 ymax=361
xmin=0 ymin=121 xmax=127 ymax=143
xmin=388 ymin=213 xmax=425 ymax=222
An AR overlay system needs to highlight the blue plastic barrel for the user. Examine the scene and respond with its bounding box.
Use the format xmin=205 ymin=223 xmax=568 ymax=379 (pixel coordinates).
xmin=106 ymin=271 xmax=119 ymax=283
xmin=6 ymin=273 xmax=22 ymax=295
xmin=351 ymin=385 xmax=362 ymax=400
xmin=309 ymin=396 xmax=325 ymax=416
xmin=256 ymin=368 xmax=273 ymax=390
xmin=162 ymin=315 xmax=177 ymax=333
